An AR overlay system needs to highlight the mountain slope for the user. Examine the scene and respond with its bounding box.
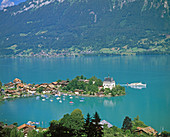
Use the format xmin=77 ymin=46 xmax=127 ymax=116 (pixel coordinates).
xmin=0 ymin=0 xmax=170 ymax=56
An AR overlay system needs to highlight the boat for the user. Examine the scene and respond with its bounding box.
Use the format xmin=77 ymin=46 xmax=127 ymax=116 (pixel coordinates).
xmin=59 ymin=100 xmax=62 ymax=103
xmin=69 ymin=101 xmax=74 ymax=104
xmin=80 ymin=100 xmax=84 ymax=102
xmin=80 ymin=97 xmax=85 ymax=100
xmin=50 ymin=99 xmax=53 ymax=102
xmin=36 ymin=96 xmax=40 ymax=100
xmin=56 ymin=97 xmax=60 ymax=100
xmin=42 ymin=99 xmax=45 ymax=101
xmin=70 ymin=96 xmax=73 ymax=99
xmin=63 ymin=98 xmax=65 ymax=100
xmin=128 ymin=82 xmax=146 ymax=87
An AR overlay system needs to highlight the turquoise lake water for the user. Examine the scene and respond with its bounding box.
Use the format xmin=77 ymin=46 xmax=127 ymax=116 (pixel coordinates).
xmin=0 ymin=55 xmax=170 ymax=132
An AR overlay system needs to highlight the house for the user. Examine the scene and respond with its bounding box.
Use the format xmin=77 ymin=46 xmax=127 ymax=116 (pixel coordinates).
xmin=74 ymin=89 xmax=84 ymax=95
xmin=99 ymin=120 xmax=113 ymax=128
xmin=58 ymin=81 xmax=69 ymax=87
xmin=96 ymin=92 xmax=105 ymax=97
xmin=98 ymin=86 xmax=103 ymax=91
xmin=4 ymin=82 xmax=13 ymax=87
xmin=39 ymin=83 xmax=48 ymax=88
xmin=13 ymin=78 xmax=21 ymax=84
xmin=78 ymin=79 xmax=89 ymax=83
xmin=135 ymin=126 xmax=158 ymax=136
xmin=17 ymin=124 xmax=35 ymax=135
xmin=48 ymin=83 xmax=55 ymax=89
xmin=3 ymin=124 xmax=16 ymax=129
xmin=52 ymin=82 xmax=58 ymax=86
xmin=103 ymin=75 xmax=115 ymax=90
xmin=17 ymin=83 xmax=24 ymax=88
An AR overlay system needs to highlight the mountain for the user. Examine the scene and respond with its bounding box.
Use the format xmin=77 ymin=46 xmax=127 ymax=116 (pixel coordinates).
xmin=0 ymin=0 xmax=170 ymax=56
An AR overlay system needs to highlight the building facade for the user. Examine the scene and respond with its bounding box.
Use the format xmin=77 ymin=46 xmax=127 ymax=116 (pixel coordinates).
xmin=103 ymin=76 xmax=115 ymax=90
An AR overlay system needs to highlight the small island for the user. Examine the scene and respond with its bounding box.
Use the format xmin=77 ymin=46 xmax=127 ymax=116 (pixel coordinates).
xmin=0 ymin=75 xmax=125 ymax=100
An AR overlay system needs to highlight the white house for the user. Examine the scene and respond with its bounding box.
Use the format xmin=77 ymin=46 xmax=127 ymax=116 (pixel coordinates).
xmin=103 ymin=76 xmax=115 ymax=90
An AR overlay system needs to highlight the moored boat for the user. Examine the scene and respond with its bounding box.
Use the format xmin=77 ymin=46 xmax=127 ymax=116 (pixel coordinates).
xmin=69 ymin=101 xmax=74 ymax=104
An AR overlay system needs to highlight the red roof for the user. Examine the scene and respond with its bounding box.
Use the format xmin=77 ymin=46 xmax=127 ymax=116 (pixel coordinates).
xmin=17 ymin=124 xmax=35 ymax=130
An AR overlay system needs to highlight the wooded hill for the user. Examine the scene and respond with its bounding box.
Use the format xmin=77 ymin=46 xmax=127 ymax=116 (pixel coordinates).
xmin=0 ymin=0 xmax=169 ymax=55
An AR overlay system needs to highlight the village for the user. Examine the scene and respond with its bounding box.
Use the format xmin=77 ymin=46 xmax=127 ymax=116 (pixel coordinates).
xmin=0 ymin=75 xmax=126 ymax=100
xmin=0 ymin=77 xmax=169 ymax=137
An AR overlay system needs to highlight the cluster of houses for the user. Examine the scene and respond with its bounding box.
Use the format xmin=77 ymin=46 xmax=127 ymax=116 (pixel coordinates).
xmin=0 ymin=122 xmax=47 ymax=136
xmin=0 ymin=75 xmax=116 ymax=98
xmin=1 ymin=78 xmax=70 ymax=99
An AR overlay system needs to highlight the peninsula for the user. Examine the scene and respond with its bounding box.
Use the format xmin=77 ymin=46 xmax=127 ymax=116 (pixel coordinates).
xmin=0 ymin=75 xmax=125 ymax=101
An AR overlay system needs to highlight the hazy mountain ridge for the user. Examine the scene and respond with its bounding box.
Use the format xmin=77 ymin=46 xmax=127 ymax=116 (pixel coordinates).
xmin=0 ymin=0 xmax=169 ymax=56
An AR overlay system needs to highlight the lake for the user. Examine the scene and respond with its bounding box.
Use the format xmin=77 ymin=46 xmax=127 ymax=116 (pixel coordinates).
xmin=0 ymin=55 xmax=170 ymax=132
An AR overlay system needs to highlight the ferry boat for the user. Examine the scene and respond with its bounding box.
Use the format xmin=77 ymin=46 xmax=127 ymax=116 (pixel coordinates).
xmin=128 ymin=82 xmax=146 ymax=87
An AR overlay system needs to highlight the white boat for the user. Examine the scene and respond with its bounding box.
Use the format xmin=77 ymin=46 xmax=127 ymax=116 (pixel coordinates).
xmin=59 ymin=100 xmax=62 ymax=103
xmin=80 ymin=100 xmax=84 ymax=102
xmin=55 ymin=94 xmax=58 ymax=97
xmin=128 ymin=82 xmax=146 ymax=87
xmin=70 ymin=96 xmax=73 ymax=99
xmin=50 ymin=99 xmax=53 ymax=102
xmin=42 ymin=99 xmax=45 ymax=101
xmin=56 ymin=97 xmax=60 ymax=100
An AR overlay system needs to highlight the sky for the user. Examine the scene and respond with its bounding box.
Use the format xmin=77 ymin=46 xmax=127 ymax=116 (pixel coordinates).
xmin=0 ymin=0 xmax=25 ymax=10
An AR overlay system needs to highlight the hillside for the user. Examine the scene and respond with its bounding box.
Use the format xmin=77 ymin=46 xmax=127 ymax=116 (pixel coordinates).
xmin=0 ymin=0 xmax=170 ymax=56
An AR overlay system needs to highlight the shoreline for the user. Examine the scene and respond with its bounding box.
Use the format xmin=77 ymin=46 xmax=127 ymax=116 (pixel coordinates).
xmin=0 ymin=53 xmax=169 ymax=58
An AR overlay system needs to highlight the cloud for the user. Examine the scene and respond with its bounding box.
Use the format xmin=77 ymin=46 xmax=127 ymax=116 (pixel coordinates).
xmin=0 ymin=0 xmax=14 ymax=10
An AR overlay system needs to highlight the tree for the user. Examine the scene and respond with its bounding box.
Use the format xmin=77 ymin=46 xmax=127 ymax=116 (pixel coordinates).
xmin=132 ymin=115 xmax=147 ymax=131
xmin=48 ymin=121 xmax=74 ymax=137
xmin=57 ymin=79 xmax=62 ymax=82
xmin=59 ymin=109 xmax=84 ymax=136
xmin=122 ymin=116 xmax=132 ymax=131
xmin=84 ymin=113 xmax=93 ymax=137
xmin=36 ymin=87 xmax=44 ymax=93
xmin=17 ymin=130 xmax=24 ymax=137
xmin=161 ymin=131 xmax=170 ymax=137
xmin=27 ymin=130 xmax=37 ymax=137
xmin=70 ymin=109 xmax=84 ymax=136
xmin=10 ymin=128 xmax=19 ymax=137
xmin=0 ymin=127 xmax=12 ymax=137
xmin=92 ymin=112 xmax=103 ymax=137
xmin=14 ymin=84 xmax=17 ymax=90
xmin=13 ymin=123 xmax=18 ymax=127
xmin=80 ymin=75 xmax=84 ymax=79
